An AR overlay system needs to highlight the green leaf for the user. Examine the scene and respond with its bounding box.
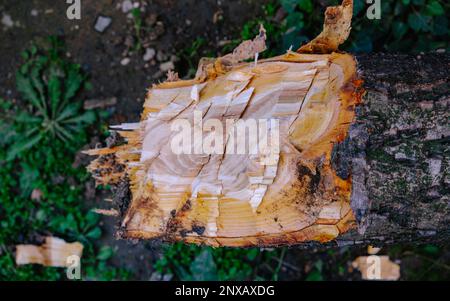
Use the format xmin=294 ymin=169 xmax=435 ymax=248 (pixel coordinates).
xmin=425 ymin=1 xmax=444 ymax=16
xmin=408 ymin=13 xmax=427 ymax=32
xmin=48 ymin=70 xmax=62 ymax=118
xmin=0 ymin=123 xmax=16 ymax=146
xmin=285 ymin=11 xmax=304 ymax=29
xmin=21 ymin=50 xmax=29 ymax=60
xmin=298 ymin=0 xmax=313 ymax=13
xmin=190 ymin=249 xmax=218 ymax=281
xmin=54 ymin=123 xmax=75 ymax=142
xmin=6 ymin=133 xmax=43 ymax=161
xmin=14 ymin=111 xmax=42 ymax=124
xmin=433 ymin=15 xmax=448 ymax=36
xmin=97 ymin=246 xmax=114 ymax=261
xmin=305 ymin=269 xmax=323 ymax=281
xmin=423 ymin=244 xmax=440 ymax=255
xmin=280 ymin=0 xmax=298 ymax=13
xmin=30 ymin=44 xmax=38 ymax=56
xmin=246 ymin=248 xmax=259 ymax=261
xmin=30 ymin=62 xmax=46 ymax=108
xmin=55 ymin=103 xmax=79 ymax=122
xmin=393 ymin=21 xmax=408 ymax=39
xmin=83 ymin=211 xmax=100 ymax=231
xmin=64 ymin=65 xmax=84 ymax=102
xmin=353 ymin=0 xmax=366 ymax=16
xmin=18 ymin=161 xmax=40 ymax=196
xmin=62 ymin=110 xmax=96 ymax=125
xmin=86 ymin=226 xmax=102 ymax=239
xmin=61 ymin=213 xmax=79 ymax=233
xmin=16 ymin=72 xmax=44 ymax=112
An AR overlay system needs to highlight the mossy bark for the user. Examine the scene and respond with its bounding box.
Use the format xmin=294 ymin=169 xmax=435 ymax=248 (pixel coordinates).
xmin=332 ymin=53 xmax=449 ymax=247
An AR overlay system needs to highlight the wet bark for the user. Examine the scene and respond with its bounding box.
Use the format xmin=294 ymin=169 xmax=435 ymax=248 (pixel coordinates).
xmin=331 ymin=53 xmax=449 ymax=247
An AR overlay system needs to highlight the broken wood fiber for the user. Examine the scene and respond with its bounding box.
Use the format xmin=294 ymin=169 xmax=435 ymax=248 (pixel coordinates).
xmin=86 ymin=0 xmax=364 ymax=247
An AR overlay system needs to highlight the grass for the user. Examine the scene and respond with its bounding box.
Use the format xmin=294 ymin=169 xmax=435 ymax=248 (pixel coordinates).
xmin=131 ymin=8 xmax=144 ymax=52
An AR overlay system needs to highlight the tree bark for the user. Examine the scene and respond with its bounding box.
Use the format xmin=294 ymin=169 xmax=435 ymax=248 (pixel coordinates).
xmin=331 ymin=53 xmax=449 ymax=247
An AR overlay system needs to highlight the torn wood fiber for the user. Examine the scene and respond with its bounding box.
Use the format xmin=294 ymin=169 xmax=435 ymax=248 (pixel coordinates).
xmin=86 ymin=0 xmax=363 ymax=247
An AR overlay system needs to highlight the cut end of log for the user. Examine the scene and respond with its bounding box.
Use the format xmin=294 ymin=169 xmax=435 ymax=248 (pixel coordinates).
xmin=86 ymin=51 xmax=362 ymax=247
xmin=86 ymin=2 xmax=363 ymax=247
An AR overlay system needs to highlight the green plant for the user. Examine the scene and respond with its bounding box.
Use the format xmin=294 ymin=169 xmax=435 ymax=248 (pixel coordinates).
xmin=227 ymin=0 xmax=448 ymax=56
xmin=6 ymin=37 xmax=95 ymax=161
xmin=178 ymin=37 xmax=207 ymax=78
xmin=131 ymin=8 xmax=144 ymax=51
xmin=0 ymin=37 xmax=130 ymax=281
xmin=154 ymin=242 xmax=283 ymax=281
xmin=349 ymin=0 xmax=448 ymax=52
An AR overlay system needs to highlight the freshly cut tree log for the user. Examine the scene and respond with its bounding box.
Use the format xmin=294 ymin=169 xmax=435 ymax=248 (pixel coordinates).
xmin=86 ymin=0 xmax=449 ymax=247
xmin=87 ymin=51 xmax=361 ymax=247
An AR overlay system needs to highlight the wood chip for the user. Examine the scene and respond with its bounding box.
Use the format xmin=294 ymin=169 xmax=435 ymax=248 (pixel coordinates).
xmin=93 ymin=208 xmax=120 ymax=216
xmin=84 ymin=97 xmax=117 ymax=110
xmin=298 ymin=0 xmax=353 ymax=54
xmin=352 ymin=256 xmax=400 ymax=280
xmin=15 ymin=237 xmax=83 ymax=267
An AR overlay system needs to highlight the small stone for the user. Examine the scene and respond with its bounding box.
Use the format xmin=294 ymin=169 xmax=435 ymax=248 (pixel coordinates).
xmin=394 ymin=152 xmax=407 ymax=161
xmin=94 ymin=16 xmax=112 ymax=33
xmin=418 ymin=101 xmax=433 ymax=110
xmin=30 ymin=9 xmax=39 ymax=17
xmin=418 ymin=230 xmax=436 ymax=237
xmin=150 ymin=272 xmax=173 ymax=281
xmin=124 ymin=35 xmax=135 ymax=48
xmin=146 ymin=13 xmax=158 ymax=26
xmin=156 ymin=50 xmax=168 ymax=62
xmin=436 ymin=48 xmax=445 ymax=54
xmin=159 ymin=61 xmax=175 ymax=72
xmin=143 ymin=48 xmax=156 ymax=61
xmin=121 ymin=57 xmax=131 ymax=66
xmin=1 ymin=14 xmax=14 ymax=28
xmin=122 ymin=0 xmax=133 ymax=13
xmin=427 ymin=158 xmax=442 ymax=185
